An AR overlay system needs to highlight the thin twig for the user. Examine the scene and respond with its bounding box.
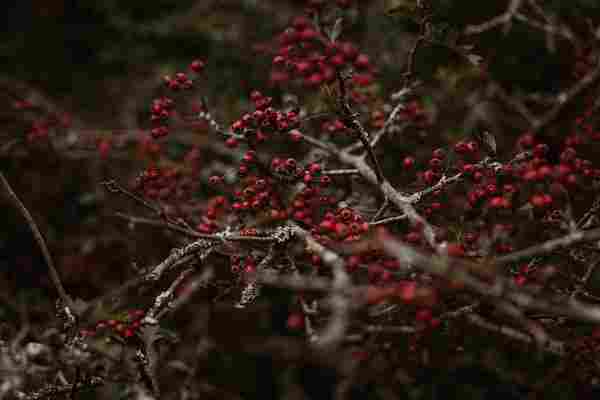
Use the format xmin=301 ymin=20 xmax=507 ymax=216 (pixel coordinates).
xmin=293 ymin=225 xmax=352 ymax=349
xmin=495 ymin=227 xmax=600 ymax=265
xmin=465 ymin=313 xmax=564 ymax=355
xmin=464 ymin=0 xmax=524 ymax=35
xmin=336 ymin=71 xmax=385 ymax=183
xmin=114 ymin=212 xmax=202 ymax=238
xmin=382 ymin=235 xmax=600 ymax=326
xmin=0 ymin=172 xmax=75 ymax=314
xmin=321 ymin=168 xmax=360 ymax=176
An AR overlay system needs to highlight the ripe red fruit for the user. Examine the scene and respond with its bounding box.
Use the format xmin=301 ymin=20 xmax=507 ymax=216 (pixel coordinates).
xmin=250 ymin=90 xmax=263 ymax=102
xmin=208 ymin=175 xmax=223 ymax=185
xmin=305 ymin=73 xmax=323 ymax=87
xmin=289 ymin=129 xmax=302 ymax=142
xmin=97 ymin=139 xmax=111 ymax=159
xmin=225 ymin=137 xmax=239 ymax=148
xmin=242 ymin=150 xmax=256 ymax=163
xmin=403 ymin=156 xmax=415 ymax=169
xmin=354 ymin=54 xmax=370 ymax=69
xmin=446 ymin=243 xmax=465 ymax=257
xmin=432 ymin=148 xmax=445 ymax=159
xmin=123 ymin=328 xmax=135 ymax=338
xmin=415 ymin=308 xmax=433 ymax=323
xmin=396 ymin=281 xmax=417 ymax=302
xmin=514 ymin=275 xmax=527 ymax=286
xmin=530 ymin=194 xmax=546 ymax=208
xmin=190 ymin=59 xmax=205 ymax=73
xmin=286 ymin=313 xmax=305 ymax=330
xmin=429 ymin=158 xmax=443 ymax=171
xmin=334 ymin=223 xmax=349 ymax=237
xmin=423 ymin=170 xmax=437 ymax=184
xmin=295 ymin=61 xmax=313 ymax=75
xmin=533 ymin=143 xmax=548 ymax=157
xmin=489 ymin=196 xmax=506 ymax=208
xmin=518 ymin=133 xmax=535 ymax=148
xmin=336 ymin=43 xmax=355 ymax=61
xmin=405 ymin=231 xmax=421 ymax=244
xmin=299 ymin=28 xmax=318 ymax=41
xmin=308 ymin=163 xmax=321 ymax=174
xmin=429 ymin=318 xmax=441 ymax=329
xmin=462 ymin=163 xmax=475 ymax=174
xmin=328 ymin=54 xmax=345 ymax=67
xmin=466 ymin=141 xmax=478 ymax=153
xmin=285 ymin=158 xmax=297 ymax=170
xmin=352 ymin=73 xmax=373 ymax=87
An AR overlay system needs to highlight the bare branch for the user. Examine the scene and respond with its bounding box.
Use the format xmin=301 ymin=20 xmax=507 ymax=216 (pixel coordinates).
xmin=465 ymin=313 xmax=564 ymax=355
xmin=382 ymin=234 xmax=600 ymax=325
xmin=292 ymin=225 xmax=352 ymax=349
xmin=464 ymin=0 xmax=524 ymax=35
xmin=0 ymin=172 xmax=75 ymax=316
xmin=495 ymin=227 xmax=600 ymax=265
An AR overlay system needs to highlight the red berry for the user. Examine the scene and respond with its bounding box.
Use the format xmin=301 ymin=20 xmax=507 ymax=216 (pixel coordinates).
xmin=208 ymin=175 xmax=223 ymax=185
xmin=285 ymin=158 xmax=297 ymax=170
xmin=287 ymin=313 xmax=305 ymax=330
xmin=447 ymin=243 xmax=465 ymax=257
xmin=489 ymin=196 xmax=505 ymax=208
xmin=97 ymin=139 xmax=111 ymax=159
xmin=530 ymin=194 xmax=546 ymax=208
xmin=514 ymin=275 xmax=527 ymax=286
xmin=354 ymin=54 xmax=370 ymax=69
xmin=289 ymin=129 xmax=302 ymax=142
xmin=299 ymin=28 xmax=318 ymax=41
xmin=190 ymin=59 xmax=205 ymax=73
xmin=429 ymin=158 xmax=443 ymax=171
xmin=518 ymin=133 xmax=535 ymax=148
xmin=415 ymin=308 xmax=432 ymax=322
xmin=396 ymin=281 xmax=416 ymax=302
xmin=250 ymin=90 xmax=263 ymax=102
xmin=225 ymin=137 xmax=239 ymax=148
xmin=403 ymin=156 xmax=415 ymax=169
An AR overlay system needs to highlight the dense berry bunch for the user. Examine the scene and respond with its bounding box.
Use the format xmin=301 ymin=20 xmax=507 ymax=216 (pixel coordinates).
xmin=225 ymin=90 xmax=301 ymax=148
xmin=79 ymin=309 xmax=146 ymax=340
xmin=149 ymin=59 xmax=206 ymax=140
xmin=268 ymin=7 xmax=375 ymax=91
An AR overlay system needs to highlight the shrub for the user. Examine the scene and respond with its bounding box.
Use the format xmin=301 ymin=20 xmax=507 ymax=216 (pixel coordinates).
xmin=3 ymin=1 xmax=600 ymax=398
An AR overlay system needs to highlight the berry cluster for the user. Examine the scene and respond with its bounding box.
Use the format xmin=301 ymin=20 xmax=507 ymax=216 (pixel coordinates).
xmin=133 ymin=166 xmax=196 ymax=207
xmin=268 ymin=14 xmax=375 ymax=90
xmin=319 ymin=118 xmax=349 ymax=136
xmin=150 ymin=96 xmax=175 ymax=139
xmin=150 ymin=59 xmax=206 ymax=140
xmin=23 ymin=112 xmax=71 ymax=143
xmin=79 ymin=309 xmax=146 ymax=339
xmin=229 ymin=254 xmax=259 ymax=276
xmin=315 ymin=207 xmax=369 ymax=243
xmin=573 ymin=47 xmax=597 ymax=79
xmin=398 ymin=100 xmax=431 ymax=128
xmin=225 ymin=90 xmax=300 ymax=149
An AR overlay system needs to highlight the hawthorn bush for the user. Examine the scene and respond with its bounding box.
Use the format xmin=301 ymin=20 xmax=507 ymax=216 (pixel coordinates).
xmin=3 ymin=0 xmax=600 ymax=399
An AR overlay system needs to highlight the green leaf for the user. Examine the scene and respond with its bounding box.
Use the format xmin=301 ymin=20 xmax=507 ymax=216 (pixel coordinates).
xmin=328 ymin=18 xmax=344 ymax=43
xmin=384 ymin=0 xmax=419 ymax=17
xmin=71 ymin=297 xmax=89 ymax=317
